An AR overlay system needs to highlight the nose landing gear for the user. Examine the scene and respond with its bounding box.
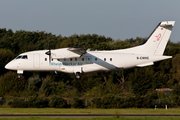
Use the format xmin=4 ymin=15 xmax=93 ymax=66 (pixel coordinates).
xmin=17 ymin=70 xmax=23 ymax=79
xmin=18 ymin=74 xmax=21 ymax=78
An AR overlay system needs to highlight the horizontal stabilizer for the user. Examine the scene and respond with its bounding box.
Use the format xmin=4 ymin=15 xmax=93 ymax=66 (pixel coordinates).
xmin=136 ymin=55 xmax=172 ymax=67
xmin=160 ymin=21 xmax=174 ymax=27
xmin=136 ymin=62 xmax=154 ymax=67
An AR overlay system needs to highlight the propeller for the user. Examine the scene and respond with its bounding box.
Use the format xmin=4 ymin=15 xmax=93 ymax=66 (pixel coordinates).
xmin=45 ymin=41 xmax=51 ymax=65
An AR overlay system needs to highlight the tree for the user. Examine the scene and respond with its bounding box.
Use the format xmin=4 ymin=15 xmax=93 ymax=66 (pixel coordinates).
xmin=0 ymin=49 xmax=15 ymax=76
xmin=0 ymin=71 xmax=26 ymax=96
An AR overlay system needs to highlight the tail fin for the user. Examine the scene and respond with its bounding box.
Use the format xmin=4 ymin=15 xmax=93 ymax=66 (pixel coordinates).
xmin=143 ymin=21 xmax=175 ymax=55
xmin=118 ymin=21 xmax=175 ymax=55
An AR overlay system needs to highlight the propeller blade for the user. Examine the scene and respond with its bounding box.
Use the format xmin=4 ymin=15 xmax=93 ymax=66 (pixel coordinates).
xmin=49 ymin=54 xmax=51 ymax=65
xmin=45 ymin=41 xmax=51 ymax=65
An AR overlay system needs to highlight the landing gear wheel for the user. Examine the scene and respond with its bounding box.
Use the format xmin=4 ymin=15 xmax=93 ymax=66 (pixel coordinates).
xmin=18 ymin=74 xmax=21 ymax=78
xmin=76 ymin=72 xmax=80 ymax=79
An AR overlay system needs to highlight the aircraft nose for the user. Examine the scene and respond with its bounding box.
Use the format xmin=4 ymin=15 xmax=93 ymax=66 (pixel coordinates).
xmin=5 ymin=61 xmax=15 ymax=70
xmin=5 ymin=62 xmax=11 ymax=70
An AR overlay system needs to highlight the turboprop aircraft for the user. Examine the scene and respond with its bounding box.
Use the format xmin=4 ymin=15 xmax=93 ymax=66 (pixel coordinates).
xmin=5 ymin=21 xmax=175 ymax=79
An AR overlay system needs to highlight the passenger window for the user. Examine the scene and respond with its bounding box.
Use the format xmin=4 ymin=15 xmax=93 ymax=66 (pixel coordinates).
xmin=22 ymin=55 xmax=28 ymax=59
xmin=70 ymin=58 xmax=72 ymax=61
xmin=95 ymin=58 xmax=97 ymax=61
xmin=104 ymin=58 xmax=106 ymax=61
xmin=110 ymin=58 xmax=112 ymax=61
xmin=75 ymin=58 xmax=77 ymax=61
xmin=45 ymin=58 xmax=47 ymax=61
xmin=64 ymin=59 xmax=66 ymax=61
xmin=82 ymin=58 xmax=84 ymax=61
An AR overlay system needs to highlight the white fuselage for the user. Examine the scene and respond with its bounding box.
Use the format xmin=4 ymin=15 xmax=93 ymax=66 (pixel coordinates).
xmin=5 ymin=49 xmax=171 ymax=74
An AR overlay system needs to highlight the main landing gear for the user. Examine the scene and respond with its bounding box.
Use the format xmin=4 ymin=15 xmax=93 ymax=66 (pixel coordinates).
xmin=75 ymin=72 xmax=81 ymax=79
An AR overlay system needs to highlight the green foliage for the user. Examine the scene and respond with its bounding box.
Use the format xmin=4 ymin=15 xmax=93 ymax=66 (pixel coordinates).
xmin=70 ymin=97 xmax=85 ymax=108
xmin=0 ymin=72 xmax=26 ymax=96
xmin=8 ymin=96 xmax=49 ymax=108
xmin=0 ymin=49 xmax=15 ymax=75
xmin=49 ymin=95 xmax=68 ymax=108
xmin=39 ymin=75 xmax=54 ymax=96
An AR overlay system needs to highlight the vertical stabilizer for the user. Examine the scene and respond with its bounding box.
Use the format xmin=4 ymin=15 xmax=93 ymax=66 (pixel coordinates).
xmin=116 ymin=21 xmax=175 ymax=55
xmin=144 ymin=21 xmax=175 ymax=55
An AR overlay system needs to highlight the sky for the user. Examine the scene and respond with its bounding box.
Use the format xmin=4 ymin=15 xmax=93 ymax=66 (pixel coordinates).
xmin=0 ymin=0 xmax=179 ymax=43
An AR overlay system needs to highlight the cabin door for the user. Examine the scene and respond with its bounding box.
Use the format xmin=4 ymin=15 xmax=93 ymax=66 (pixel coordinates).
xmin=34 ymin=54 xmax=40 ymax=68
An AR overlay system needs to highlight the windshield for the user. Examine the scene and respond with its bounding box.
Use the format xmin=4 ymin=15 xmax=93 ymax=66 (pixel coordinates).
xmin=22 ymin=55 xmax=28 ymax=59
xmin=15 ymin=56 xmax=22 ymax=59
xmin=15 ymin=55 xmax=28 ymax=59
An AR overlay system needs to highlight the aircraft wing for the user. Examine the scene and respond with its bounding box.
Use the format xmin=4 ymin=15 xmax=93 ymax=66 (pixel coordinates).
xmin=51 ymin=47 xmax=86 ymax=59
xmin=67 ymin=47 xmax=86 ymax=55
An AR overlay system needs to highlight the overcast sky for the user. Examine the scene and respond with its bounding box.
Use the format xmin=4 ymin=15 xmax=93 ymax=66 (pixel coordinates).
xmin=0 ymin=0 xmax=179 ymax=43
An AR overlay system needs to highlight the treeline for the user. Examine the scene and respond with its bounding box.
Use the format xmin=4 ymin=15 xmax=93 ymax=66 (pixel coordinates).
xmin=0 ymin=28 xmax=180 ymax=108
xmin=3 ymin=93 xmax=175 ymax=108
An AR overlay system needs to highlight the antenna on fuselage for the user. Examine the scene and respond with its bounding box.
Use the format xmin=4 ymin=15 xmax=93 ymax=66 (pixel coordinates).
xmin=45 ymin=41 xmax=51 ymax=65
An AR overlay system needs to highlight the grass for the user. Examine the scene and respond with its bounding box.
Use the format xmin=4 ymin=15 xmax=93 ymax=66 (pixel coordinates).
xmin=0 ymin=109 xmax=180 ymax=120
xmin=0 ymin=108 xmax=180 ymax=115
xmin=0 ymin=117 xmax=180 ymax=120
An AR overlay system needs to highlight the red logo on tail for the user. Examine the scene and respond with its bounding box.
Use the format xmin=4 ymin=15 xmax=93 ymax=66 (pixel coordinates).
xmin=155 ymin=34 xmax=161 ymax=41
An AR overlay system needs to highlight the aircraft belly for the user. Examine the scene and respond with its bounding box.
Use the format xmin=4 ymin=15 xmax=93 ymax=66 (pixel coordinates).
xmin=82 ymin=64 xmax=110 ymax=73
xmin=59 ymin=66 xmax=78 ymax=73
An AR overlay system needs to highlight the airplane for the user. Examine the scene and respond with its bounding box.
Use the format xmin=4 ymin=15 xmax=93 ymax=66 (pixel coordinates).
xmin=5 ymin=21 xmax=175 ymax=79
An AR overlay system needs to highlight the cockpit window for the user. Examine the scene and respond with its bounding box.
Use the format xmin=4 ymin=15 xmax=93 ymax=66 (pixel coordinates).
xmin=22 ymin=55 xmax=28 ymax=59
xmin=16 ymin=56 xmax=22 ymax=59
xmin=15 ymin=55 xmax=28 ymax=59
